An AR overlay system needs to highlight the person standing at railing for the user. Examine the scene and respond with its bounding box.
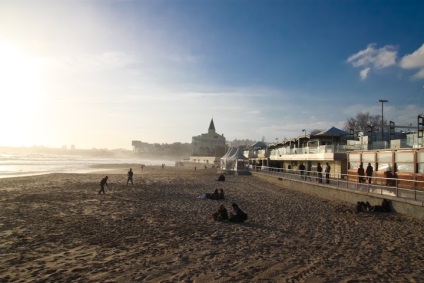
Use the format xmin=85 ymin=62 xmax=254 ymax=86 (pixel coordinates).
xmin=325 ymin=162 xmax=331 ymax=184
xmin=317 ymin=162 xmax=323 ymax=183
xmin=366 ymin=163 xmax=373 ymax=184
xmin=358 ymin=163 xmax=365 ymax=183
xmin=306 ymin=164 xmax=312 ymax=181
xmin=299 ymin=163 xmax=306 ymax=180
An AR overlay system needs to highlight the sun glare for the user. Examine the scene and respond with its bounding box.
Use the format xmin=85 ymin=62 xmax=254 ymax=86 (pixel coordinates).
xmin=0 ymin=42 xmax=46 ymax=145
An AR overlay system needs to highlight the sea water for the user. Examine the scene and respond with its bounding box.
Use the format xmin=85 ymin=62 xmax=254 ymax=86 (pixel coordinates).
xmin=0 ymin=152 xmax=176 ymax=178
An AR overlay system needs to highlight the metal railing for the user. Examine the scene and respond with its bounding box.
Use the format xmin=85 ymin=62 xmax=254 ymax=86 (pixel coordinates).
xmin=251 ymin=166 xmax=424 ymax=202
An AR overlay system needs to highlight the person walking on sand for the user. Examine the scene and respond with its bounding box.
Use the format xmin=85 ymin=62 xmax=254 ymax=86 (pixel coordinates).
xmin=325 ymin=162 xmax=331 ymax=184
xmin=99 ymin=176 xmax=109 ymax=194
xmin=366 ymin=163 xmax=373 ymax=184
xmin=127 ymin=168 xmax=134 ymax=185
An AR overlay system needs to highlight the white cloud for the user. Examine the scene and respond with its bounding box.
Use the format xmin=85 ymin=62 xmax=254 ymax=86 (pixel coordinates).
xmin=347 ymin=43 xmax=397 ymax=79
xmin=412 ymin=69 xmax=424 ymax=79
xmin=399 ymin=44 xmax=424 ymax=68
xmin=360 ymin=67 xmax=371 ymax=80
xmin=399 ymin=43 xmax=424 ymax=79
xmin=52 ymin=52 xmax=138 ymax=73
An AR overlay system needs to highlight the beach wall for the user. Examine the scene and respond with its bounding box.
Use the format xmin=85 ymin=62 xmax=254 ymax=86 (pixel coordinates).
xmin=252 ymin=172 xmax=424 ymax=220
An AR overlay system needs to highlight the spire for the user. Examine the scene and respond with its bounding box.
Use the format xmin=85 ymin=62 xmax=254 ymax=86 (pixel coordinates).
xmin=208 ymin=118 xmax=216 ymax=134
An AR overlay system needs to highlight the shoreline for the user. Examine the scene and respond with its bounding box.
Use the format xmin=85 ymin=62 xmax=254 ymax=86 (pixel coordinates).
xmin=1 ymin=165 xmax=424 ymax=282
xmin=0 ymin=155 xmax=181 ymax=179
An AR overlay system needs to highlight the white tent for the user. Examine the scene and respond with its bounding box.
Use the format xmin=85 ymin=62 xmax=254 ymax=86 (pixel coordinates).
xmin=220 ymin=147 xmax=249 ymax=171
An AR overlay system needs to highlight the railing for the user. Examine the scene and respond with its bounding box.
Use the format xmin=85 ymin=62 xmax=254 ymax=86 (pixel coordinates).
xmin=269 ymin=144 xmax=351 ymax=157
xmin=251 ymin=166 xmax=424 ymax=202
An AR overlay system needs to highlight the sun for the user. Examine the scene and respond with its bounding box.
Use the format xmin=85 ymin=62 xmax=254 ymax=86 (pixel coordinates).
xmin=0 ymin=42 xmax=46 ymax=145
xmin=0 ymin=42 xmax=43 ymax=102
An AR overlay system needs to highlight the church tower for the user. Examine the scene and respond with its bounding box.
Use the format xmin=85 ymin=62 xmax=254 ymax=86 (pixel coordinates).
xmin=208 ymin=118 xmax=216 ymax=134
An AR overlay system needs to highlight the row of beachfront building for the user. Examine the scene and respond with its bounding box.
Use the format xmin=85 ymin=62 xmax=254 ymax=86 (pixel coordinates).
xmin=189 ymin=119 xmax=424 ymax=189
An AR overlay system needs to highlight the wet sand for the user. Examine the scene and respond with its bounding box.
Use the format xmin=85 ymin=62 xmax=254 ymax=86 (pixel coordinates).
xmin=1 ymin=165 xmax=424 ymax=282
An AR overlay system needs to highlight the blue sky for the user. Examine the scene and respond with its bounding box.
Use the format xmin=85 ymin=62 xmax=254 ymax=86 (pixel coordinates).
xmin=1 ymin=0 xmax=423 ymax=149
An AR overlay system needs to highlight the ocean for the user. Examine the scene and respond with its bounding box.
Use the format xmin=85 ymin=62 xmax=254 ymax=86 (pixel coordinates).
xmin=0 ymin=152 xmax=176 ymax=178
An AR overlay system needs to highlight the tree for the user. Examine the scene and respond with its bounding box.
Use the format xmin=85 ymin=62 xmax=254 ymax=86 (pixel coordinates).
xmin=310 ymin=129 xmax=322 ymax=135
xmin=229 ymin=138 xmax=256 ymax=148
xmin=344 ymin=112 xmax=384 ymax=136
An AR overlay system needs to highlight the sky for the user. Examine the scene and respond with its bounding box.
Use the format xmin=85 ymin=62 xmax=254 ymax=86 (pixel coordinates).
xmin=1 ymin=0 xmax=424 ymax=149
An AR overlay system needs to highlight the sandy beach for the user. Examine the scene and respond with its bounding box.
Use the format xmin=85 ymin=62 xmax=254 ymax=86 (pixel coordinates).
xmin=1 ymin=164 xmax=424 ymax=282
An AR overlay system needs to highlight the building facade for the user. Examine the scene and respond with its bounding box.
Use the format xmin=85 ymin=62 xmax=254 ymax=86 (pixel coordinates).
xmin=190 ymin=119 xmax=226 ymax=164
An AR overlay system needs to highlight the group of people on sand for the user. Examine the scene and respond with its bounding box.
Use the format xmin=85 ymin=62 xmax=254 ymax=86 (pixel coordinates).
xmin=356 ymin=199 xmax=390 ymax=213
xmin=212 ymin=203 xmax=248 ymax=223
xmin=210 ymin=172 xmax=248 ymax=223
xmin=203 ymin=188 xmax=225 ymax=200
xmin=98 ymin=167 xmax=136 ymax=194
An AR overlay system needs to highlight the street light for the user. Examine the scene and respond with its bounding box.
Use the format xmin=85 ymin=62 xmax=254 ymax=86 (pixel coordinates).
xmin=379 ymin=99 xmax=388 ymax=141
xmin=302 ymin=129 xmax=306 ymax=136
xmin=422 ymin=86 xmax=424 ymax=116
xmin=298 ymin=130 xmax=306 ymax=149
xmin=367 ymin=124 xmax=374 ymax=149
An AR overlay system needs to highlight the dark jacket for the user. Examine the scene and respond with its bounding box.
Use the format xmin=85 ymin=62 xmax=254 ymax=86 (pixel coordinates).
xmin=229 ymin=207 xmax=247 ymax=222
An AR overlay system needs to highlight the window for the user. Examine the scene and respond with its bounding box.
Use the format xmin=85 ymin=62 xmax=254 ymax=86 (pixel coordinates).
xmin=396 ymin=163 xmax=414 ymax=173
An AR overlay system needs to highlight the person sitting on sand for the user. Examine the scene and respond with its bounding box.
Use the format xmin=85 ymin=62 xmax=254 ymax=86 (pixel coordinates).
xmin=212 ymin=204 xmax=229 ymax=221
xmin=373 ymin=199 xmax=390 ymax=212
xmin=127 ymin=168 xmax=134 ymax=185
xmin=217 ymin=174 xmax=225 ymax=182
xmin=356 ymin=201 xmax=376 ymax=212
xmin=219 ymin=188 xmax=225 ymax=199
xmin=202 ymin=189 xmax=222 ymax=200
xmin=228 ymin=203 xmax=248 ymax=223
xmin=204 ymin=189 xmax=218 ymax=199
xmin=99 ymin=176 xmax=109 ymax=194
xmin=356 ymin=199 xmax=390 ymax=213
xmin=209 ymin=189 xmax=220 ymax=200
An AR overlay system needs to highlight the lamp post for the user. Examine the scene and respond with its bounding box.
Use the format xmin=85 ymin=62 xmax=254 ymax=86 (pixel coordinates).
xmin=367 ymin=124 xmax=374 ymax=149
xmin=379 ymin=99 xmax=388 ymax=141
xmin=302 ymin=129 xmax=306 ymax=137
xmin=422 ymin=86 xmax=424 ymax=116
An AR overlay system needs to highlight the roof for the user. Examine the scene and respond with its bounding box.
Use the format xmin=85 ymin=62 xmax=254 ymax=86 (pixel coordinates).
xmin=250 ymin=141 xmax=267 ymax=148
xmin=315 ymin=126 xmax=349 ymax=136
xmin=221 ymin=147 xmax=248 ymax=160
xmin=208 ymin=119 xmax=215 ymax=131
